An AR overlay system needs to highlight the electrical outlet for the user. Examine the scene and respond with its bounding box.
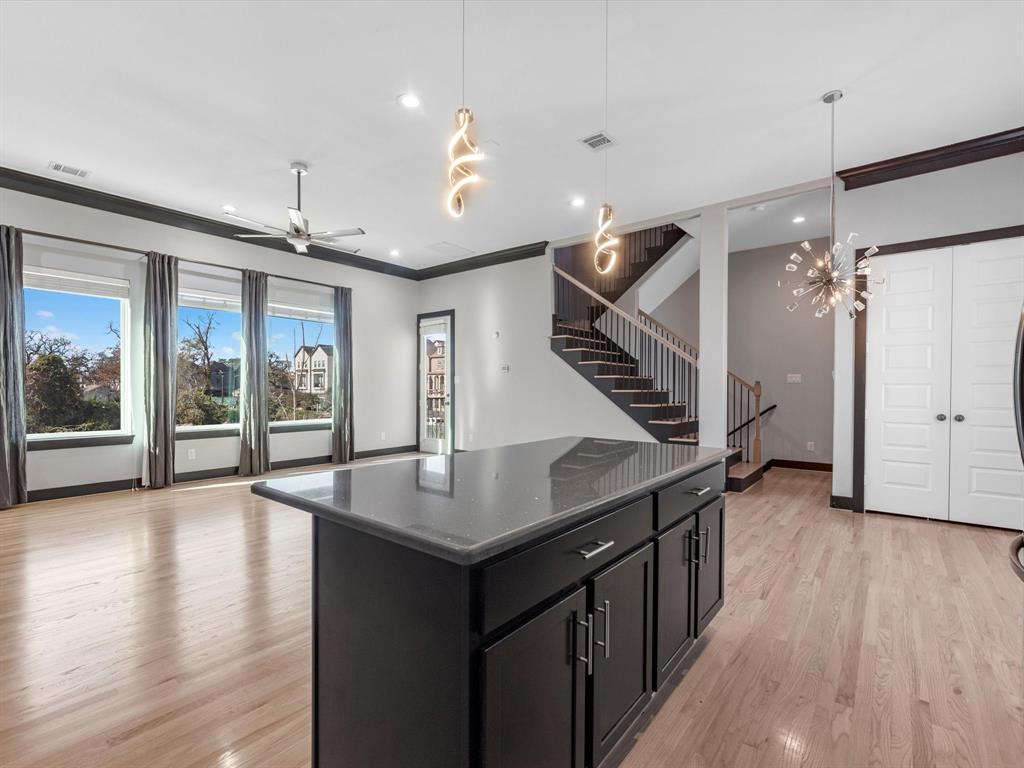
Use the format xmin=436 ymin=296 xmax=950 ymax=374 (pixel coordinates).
xmin=787 ymin=373 xmax=802 ymax=384
xmin=469 ymin=433 xmax=474 ymax=443
xmin=501 ymin=363 xmax=511 ymax=373
xmin=807 ymin=441 xmax=815 ymax=452
xmin=380 ymin=431 xmax=386 ymax=441
xmin=187 ymin=448 xmax=196 ymax=461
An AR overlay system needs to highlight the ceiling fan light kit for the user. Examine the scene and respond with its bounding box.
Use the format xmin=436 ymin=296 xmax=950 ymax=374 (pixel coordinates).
xmin=225 ymin=162 xmax=365 ymax=255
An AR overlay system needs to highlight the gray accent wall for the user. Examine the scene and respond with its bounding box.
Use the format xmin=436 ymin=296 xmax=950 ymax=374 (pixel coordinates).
xmin=651 ymin=237 xmax=834 ymax=464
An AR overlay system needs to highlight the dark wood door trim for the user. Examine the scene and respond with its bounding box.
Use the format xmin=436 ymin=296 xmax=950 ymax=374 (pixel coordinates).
xmin=838 ymin=127 xmax=1024 ymax=190
xmin=851 ymin=225 xmax=1024 ymax=513
xmin=416 ymin=310 xmax=455 ymax=452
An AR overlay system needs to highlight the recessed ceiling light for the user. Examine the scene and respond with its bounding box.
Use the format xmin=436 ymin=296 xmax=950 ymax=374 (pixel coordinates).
xmin=570 ymin=196 xmax=585 ymax=208
xmin=222 ymin=204 xmax=236 ymax=213
xmin=792 ymin=215 xmax=806 ymax=224
xmin=389 ymin=249 xmax=400 ymax=258
xmin=398 ymin=93 xmax=420 ymax=109
xmin=751 ymin=204 xmax=767 ymax=212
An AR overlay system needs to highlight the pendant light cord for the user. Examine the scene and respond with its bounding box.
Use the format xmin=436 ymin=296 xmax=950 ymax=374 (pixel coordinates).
xmin=603 ymin=0 xmax=609 ymax=201
xmin=829 ymin=98 xmax=836 ymax=248
xmin=461 ymin=0 xmax=466 ymax=107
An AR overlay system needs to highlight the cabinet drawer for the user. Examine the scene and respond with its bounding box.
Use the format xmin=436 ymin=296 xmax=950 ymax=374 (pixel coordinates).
xmin=654 ymin=462 xmax=725 ymax=530
xmin=480 ymin=496 xmax=653 ymax=636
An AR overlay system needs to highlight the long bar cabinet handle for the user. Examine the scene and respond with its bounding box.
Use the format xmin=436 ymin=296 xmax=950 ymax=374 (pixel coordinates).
xmin=595 ymin=600 xmax=611 ymax=659
xmin=576 ymin=540 xmax=615 ymax=560
xmin=576 ymin=613 xmax=594 ymax=675
xmin=700 ymin=526 xmax=711 ymax=565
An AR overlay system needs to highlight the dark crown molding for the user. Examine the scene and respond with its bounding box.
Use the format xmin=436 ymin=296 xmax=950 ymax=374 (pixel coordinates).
xmin=1 ymin=166 xmax=548 ymax=281
xmin=837 ymin=126 xmax=1024 ymax=190
xmin=415 ymin=241 xmax=549 ymax=280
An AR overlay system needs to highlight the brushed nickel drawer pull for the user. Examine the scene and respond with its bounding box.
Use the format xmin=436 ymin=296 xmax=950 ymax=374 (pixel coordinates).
xmin=576 ymin=540 xmax=615 ymax=560
xmin=687 ymin=486 xmax=712 ymax=497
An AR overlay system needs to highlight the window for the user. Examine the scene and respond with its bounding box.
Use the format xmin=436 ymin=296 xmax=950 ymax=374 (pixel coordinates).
xmin=266 ymin=278 xmax=335 ymax=422
xmin=22 ymin=268 xmax=128 ymax=435
xmin=176 ymin=266 xmax=242 ymax=427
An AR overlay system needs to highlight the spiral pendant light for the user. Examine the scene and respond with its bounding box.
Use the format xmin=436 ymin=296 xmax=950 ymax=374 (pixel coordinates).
xmin=593 ymin=0 xmax=618 ymax=274
xmin=446 ymin=0 xmax=483 ymax=218
xmin=594 ymin=204 xmax=619 ymax=274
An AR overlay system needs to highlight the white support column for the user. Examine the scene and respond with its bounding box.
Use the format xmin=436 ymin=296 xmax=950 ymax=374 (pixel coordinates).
xmin=698 ymin=206 xmax=728 ymax=448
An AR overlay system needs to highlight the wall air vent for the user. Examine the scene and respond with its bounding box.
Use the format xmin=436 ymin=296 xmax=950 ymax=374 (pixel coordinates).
xmin=47 ymin=161 xmax=90 ymax=179
xmin=579 ymin=132 xmax=616 ymax=151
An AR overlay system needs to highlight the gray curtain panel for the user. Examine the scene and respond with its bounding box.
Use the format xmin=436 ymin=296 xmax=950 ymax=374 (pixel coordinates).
xmin=239 ymin=270 xmax=270 ymax=476
xmin=331 ymin=286 xmax=354 ymax=464
xmin=0 ymin=226 xmax=28 ymax=508
xmin=143 ymin=251 xmax=178 ymax=488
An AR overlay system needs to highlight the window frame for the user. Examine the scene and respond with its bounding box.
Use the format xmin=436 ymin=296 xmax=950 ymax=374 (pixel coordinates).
xmin=23 ymin=280 xmax=132 ymax=444
xmin=174 ymin=290 xmax=243 ymax=433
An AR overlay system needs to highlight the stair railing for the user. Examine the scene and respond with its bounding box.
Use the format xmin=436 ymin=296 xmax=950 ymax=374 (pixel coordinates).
xmin=553 ymin=266 xmax=699 ymax=440
xmin=637 ymin=310 xmax=699 ymax=363
xmin=727 ymin=372 xmax=762 ymax=464
xmin=638 ymin=310 xmax=765 ymax=465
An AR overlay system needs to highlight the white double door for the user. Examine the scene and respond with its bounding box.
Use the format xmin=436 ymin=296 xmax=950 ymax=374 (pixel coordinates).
xmin=865 ymin=237 xmax=1024 ymax=529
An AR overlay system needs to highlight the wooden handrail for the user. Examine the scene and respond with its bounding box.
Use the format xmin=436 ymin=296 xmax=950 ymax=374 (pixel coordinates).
xmin=728 ymin=371 xmax=758 ymax=392
xmin=637 ymin=309 xmax=699 ymax=353
xmin=553 ymin=266 xmax=699 ymax=365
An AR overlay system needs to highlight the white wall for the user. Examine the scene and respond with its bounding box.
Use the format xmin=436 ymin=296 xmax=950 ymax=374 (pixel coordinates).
xmin=3 ymin=188 xmax=418 ymax=490
xmin=417 ymin=253 xmax=652 ymax=450
xmin=831 ymin=154 xmax=1024 ymax=497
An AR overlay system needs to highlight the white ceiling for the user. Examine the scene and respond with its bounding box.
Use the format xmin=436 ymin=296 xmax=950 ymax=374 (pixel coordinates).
xmin=2 ymin=1 xmax=1021 ymax=268
xmin=727 ymin=189 xmax=830 ymax=253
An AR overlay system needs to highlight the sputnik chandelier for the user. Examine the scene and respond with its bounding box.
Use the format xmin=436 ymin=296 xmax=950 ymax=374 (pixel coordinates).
xmin=446 ymin=0 xmax=483 ymax=218
xmin=780 ymin=90 xmax=880 ymax=318
xmin=593 ymin=0 xmax=619 ymax=275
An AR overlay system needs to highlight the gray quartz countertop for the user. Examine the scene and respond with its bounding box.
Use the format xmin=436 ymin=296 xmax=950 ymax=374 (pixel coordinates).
xmin=251 ymin=436 xmax=731 ymax=565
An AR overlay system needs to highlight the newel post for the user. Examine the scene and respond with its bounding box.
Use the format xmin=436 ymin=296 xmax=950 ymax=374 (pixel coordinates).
xmin=753 ymin=381 xmax=763 ymax=464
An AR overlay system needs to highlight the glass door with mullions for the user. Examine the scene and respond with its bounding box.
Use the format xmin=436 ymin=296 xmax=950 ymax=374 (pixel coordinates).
xmin=419 ymin=313 xmax=453 ymax=454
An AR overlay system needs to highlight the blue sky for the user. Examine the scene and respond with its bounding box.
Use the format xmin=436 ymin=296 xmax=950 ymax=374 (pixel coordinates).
xmin=25 ymin=288 xmax=332 ymax=365
xmin=24 ymin=288 xmax=120 ymax=352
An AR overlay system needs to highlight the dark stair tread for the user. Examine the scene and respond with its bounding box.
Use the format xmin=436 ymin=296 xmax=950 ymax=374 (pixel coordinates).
xmin=611 ymin=388 xmax=670 ymax=393
xmin=648 ymin=417 xmax=698 ymax=425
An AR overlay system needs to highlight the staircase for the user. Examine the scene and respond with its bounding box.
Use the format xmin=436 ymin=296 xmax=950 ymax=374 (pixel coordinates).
xmin=553 ymin=223 xmax=688 ymax=305
xmin=551 ymin=267 xmax=771 ymax=492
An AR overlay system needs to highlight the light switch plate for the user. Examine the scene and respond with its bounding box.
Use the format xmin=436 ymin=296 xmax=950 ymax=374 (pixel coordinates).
xmin=187 ymin=448 xmax=196 ymax=461
xmin=807 ymin=441 xmax=816 ymax=452
xmin=787 ymin=373 xmax=802 ymax=383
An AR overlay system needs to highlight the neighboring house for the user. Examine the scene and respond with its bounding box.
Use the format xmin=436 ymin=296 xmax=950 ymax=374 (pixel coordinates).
xmin=83 ymin=383 xmax=118 ymax=402
xmin=293 ymin=344 xmax=333 ymax=394
xmin=210 ymin=359 xmax=241 ymax=399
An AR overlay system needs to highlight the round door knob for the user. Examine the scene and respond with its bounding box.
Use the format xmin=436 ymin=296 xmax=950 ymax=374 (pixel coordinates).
xmin=936 ymin=414 xmax=947 ymax=422
xmin=954 ymin=414 xmax=966 ymax=422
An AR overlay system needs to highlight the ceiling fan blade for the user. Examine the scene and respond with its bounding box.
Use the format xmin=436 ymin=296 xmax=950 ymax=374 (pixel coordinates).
xmin=293 ymin=241 xmax=308 ymax=254
xmin=311 ymin=239 xmax=361 ymax=253
xmin=288 ymin=208 xmax=308 ymax=235
xmin=308 ymin=227 xmax=366 ymax=239
xmin=224 ymin=212 xmax=287 ymax=232
xmin=235 ymin=234 xmax=288 ymax=239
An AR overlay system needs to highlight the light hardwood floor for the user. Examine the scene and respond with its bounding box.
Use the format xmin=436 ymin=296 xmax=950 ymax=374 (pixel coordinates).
xmin=1 ymin=466 xmax=1020 ymax=767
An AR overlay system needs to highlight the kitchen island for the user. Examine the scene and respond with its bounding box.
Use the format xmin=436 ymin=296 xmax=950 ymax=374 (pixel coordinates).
xmin=253 ymin=436 xmax=731 ymax=768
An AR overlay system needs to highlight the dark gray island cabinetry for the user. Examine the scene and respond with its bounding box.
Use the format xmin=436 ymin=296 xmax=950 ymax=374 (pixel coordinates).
xmin=252 ymin=436 xmax=731 ymax=768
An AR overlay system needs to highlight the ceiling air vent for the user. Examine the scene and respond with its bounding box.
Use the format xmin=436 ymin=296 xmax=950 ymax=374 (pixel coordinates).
xmin=579 ymin=132 xmax=615 ymax=151
xmin=47 ymin=161 xmax=91 ymax=179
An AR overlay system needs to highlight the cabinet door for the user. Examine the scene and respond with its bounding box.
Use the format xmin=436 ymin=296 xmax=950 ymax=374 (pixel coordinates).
xmin=590 ymin=544 xmax=654 ymax=768
xmin=695 ymin=499 xmax=724 ymax=634
xmin=482 ymin=588 xmax=587 ymax=768
xmin=655 ymin=515 xmax=696 ymax=688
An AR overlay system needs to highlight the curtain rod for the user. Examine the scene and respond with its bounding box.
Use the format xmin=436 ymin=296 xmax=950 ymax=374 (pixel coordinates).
xmin=20 ymin=229 xmax=341 ymax=291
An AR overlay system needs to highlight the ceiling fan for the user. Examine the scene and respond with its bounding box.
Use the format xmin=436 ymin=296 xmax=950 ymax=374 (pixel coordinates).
xmin=223 ymin=162 xmax=365 ymax=254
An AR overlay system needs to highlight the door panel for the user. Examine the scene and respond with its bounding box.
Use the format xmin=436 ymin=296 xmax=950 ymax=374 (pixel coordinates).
xmin=482 ymin=588 xmax=586 ymax=768
xmin=949 ymin=238 xmax=1024 ymax=529
xmin=695 ymin=499 xmax=724 ymax=634
xmin=590 ymin=544 xmax=653 ymax=768
xmin=418 ymin=313 xmax=452 ymax=453
xmin=655 ymin=516 xmax=696 ymax=688
xmin=865 ymin=248 xmax=954 ymax=519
